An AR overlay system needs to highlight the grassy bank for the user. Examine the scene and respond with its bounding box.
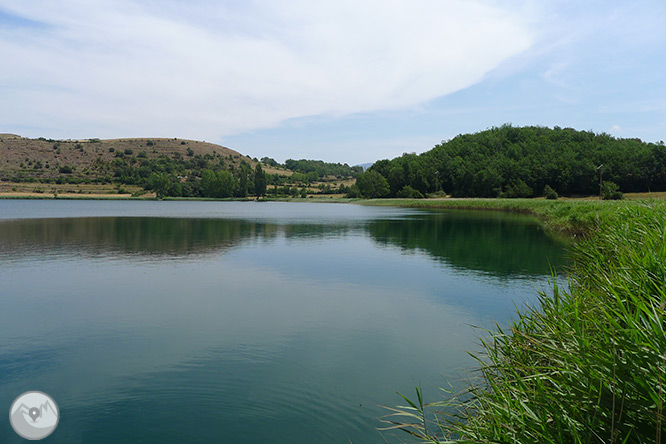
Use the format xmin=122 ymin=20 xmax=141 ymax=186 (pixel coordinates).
xmin=376 ymin=199 xmax=666 ymax=443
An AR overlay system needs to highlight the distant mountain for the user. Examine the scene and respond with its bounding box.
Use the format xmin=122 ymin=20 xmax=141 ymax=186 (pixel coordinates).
xmin=354 ymin=162 xmax=374 ymax=171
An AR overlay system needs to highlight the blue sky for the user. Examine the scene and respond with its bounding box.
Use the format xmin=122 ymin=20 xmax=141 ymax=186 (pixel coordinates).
xmin=1 ymin=0 xmax=665 ymax=165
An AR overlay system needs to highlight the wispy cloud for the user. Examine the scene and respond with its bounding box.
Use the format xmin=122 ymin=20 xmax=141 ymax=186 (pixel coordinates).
xmin=0 ymin=0 xmax=533 ymax=139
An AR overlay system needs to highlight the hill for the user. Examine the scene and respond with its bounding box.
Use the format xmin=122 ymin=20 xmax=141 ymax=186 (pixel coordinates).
xmin=355 ymin=125 xmax=666 ymax=198
xmin=0 ymin=135 xmax=257 ymax=183
xmin=0 ymin=135 xmax=355 ymax=198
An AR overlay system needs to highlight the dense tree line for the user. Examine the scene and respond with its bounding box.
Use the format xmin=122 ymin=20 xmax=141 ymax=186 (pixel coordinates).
xmin=283 ymin=159 xmax=363 ymax=179
xmin=144 ymin=161 xmax=267 ymax=199
xmin=352 ymin=125 xmax=666 ymax=198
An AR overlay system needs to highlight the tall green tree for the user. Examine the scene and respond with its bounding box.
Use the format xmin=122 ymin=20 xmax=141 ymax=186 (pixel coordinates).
xmin=236 ymin=163 xmax=250 ymax=197
xmin=217 ymin=170 xmax=237 ymax=198
xmin=356 ymin=170 xmax=390 ymax=198
xmin=254 ymin=163 xmax=267 ymax=197
xmin=200 ymin=169 xmax=220 ymax=197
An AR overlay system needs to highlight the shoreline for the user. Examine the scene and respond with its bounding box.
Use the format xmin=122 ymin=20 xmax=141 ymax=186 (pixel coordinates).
xmin=378 ymin=199 xmax=666 ymax=441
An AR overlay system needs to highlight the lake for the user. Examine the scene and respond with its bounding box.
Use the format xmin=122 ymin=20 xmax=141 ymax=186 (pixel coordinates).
xmin=0 ymin=200 xmax=567 ymax=443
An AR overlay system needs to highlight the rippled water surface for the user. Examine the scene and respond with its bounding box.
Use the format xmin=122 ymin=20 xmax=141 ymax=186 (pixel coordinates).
xmin=0 ymin=200 xmax=567 ymax=443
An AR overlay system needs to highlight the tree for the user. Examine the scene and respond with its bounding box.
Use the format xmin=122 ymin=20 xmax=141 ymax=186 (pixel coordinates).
xmin=236 ymin=163 xmax=250 ymax=197
xmin=148 ymin=172 xmax=174 ymax=199
xmin=200 ymin=169 xmax=219 ymax=197
xmin=356 ymin=170 xmax=390 ymax=198
xmin=254 ymin=163 xmax=267 ymax=197
xmin=346 ymin=184 xmax=361 ymax=198
xmin=359 ymin=125 xmax=666 ymax=198
xmin=543 ymin=184 xmax=558 ymax=200
xmin=217 ymin=170 xmax=237 ymax=197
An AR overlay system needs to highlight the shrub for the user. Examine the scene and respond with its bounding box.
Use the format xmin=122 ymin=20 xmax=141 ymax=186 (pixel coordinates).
xmin=543 ymin=184 xmax=558 ymax=200
xmin=500 ymin=179 xmax=533 ymax=198
xmin=346 ymin=184 xmax=361 ymax=198
xmin=146 ymin=140 xmax=155 ymax=146
xmin=601 ymin=181 xmax=623 ymax=200
xmin=124 ymin=148 xmax=133 ymax=155
xmin=59 ymin=165 xmax=73 ymax=174
xmin=396 ymin=185 xmax=424 ymax=198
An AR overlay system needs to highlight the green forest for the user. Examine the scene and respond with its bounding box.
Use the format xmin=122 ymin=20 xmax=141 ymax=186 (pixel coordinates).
xmin=351 ymin=125 xmax=666 ymax=199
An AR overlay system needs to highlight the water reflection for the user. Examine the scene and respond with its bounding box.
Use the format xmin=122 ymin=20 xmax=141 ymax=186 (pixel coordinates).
xmin=0 ymin=212 xmax=566 ymax=276
xmin=367 ymin=210 xmax=567 ymax=277
xmin=0 ymin=203 xmax=567 ymax=444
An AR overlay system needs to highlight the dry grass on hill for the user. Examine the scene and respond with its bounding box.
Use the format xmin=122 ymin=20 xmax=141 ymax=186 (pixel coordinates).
xmin=0 ymin=135 xmax=272 ymax=181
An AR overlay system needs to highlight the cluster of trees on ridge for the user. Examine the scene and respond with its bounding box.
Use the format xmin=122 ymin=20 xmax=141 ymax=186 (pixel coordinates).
xmin=349 ymin=125 xmax=666 ymax=199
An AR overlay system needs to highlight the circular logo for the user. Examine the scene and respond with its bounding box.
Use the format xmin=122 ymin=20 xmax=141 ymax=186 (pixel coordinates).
xmin=9 ymin=391 xmax=59 ymax=440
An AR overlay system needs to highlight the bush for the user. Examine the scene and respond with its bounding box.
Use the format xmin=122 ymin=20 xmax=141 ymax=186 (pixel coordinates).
xmin=59 ymin=165 xmax=73 ymax=174
xmin=601 ymin=181 xmax=623 ymax=200
xmin=146 ymin=140 xmax=155 ymax=146
xmin=124 ymin=148 xmax=133 ymax=155
xmin=543 ymin=184 xmax=558 ymax=200
xmin=396 ymin=185 xmax=424 ymax=198
xmin=500 ymin=179 xmax=533 ymax=198
xmin=346 ymin=184 xmax=361 ymax=198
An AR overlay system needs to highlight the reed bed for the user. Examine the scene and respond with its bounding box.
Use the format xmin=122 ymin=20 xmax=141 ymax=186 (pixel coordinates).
xmin=381 ymin=200 xmax=666 ymax=443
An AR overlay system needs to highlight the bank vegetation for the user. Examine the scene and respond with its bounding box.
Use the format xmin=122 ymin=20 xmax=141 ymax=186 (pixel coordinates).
xmin=374 ymin=198 xmax=666 ymax=443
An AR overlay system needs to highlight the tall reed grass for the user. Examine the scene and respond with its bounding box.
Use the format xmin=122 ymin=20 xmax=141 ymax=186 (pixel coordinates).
xmin=382 ymin=200 xmax=666 ymax=443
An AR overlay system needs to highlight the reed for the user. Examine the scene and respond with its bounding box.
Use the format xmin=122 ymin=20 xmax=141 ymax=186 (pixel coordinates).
xmin=382 ymin=200 xmax=666 ymax=443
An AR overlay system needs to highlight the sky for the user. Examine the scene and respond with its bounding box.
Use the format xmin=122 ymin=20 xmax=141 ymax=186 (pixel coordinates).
xmin=1 ymin=0 xmax=666 ymax=165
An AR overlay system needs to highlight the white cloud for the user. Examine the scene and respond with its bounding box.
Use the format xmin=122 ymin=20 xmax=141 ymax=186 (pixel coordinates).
xmin=609 ymin=125 xmax=622 ymax=134
xmin=0 ymin=0 xmax=534 ymax=140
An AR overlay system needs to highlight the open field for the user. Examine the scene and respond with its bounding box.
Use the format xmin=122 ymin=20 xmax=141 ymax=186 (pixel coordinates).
xmin=0 ymin=181 xmax=148 ymax=197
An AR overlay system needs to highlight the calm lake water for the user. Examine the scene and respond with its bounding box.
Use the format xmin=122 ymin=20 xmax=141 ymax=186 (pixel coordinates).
xmin=0 ymin=200 xmax=567 ymax=443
